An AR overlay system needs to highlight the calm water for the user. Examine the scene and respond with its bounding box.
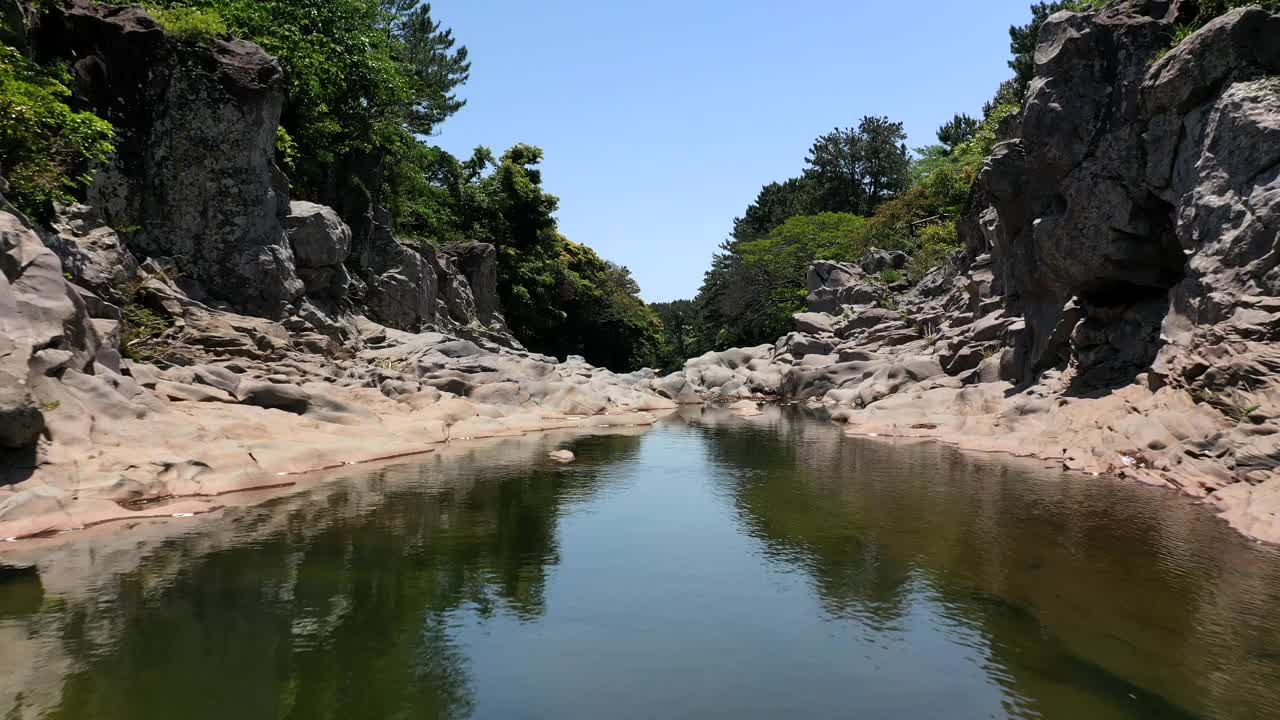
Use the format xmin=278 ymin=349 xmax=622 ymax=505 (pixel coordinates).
xmin=4 ymin=407 xmax=1280 ymax=719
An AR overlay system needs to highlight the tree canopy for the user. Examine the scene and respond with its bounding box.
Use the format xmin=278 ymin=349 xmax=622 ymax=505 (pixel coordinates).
xmin=802 ymin=116 xmax=911 ymax=217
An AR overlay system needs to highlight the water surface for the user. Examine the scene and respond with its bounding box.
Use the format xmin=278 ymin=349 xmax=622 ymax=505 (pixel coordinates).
xmin=3 ymin=407 xmax=1280 ymax=719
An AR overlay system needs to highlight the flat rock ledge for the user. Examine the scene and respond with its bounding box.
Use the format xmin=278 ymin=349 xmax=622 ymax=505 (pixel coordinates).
xmin=0 ymin=397 xmax=667 ymax=541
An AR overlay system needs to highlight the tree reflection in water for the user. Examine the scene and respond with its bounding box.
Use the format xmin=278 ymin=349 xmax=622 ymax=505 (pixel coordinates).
xmin=4 ymin=411 xmax=1280 ymax=720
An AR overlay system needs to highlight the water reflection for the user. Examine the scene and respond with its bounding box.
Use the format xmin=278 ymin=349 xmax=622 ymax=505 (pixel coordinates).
xmin=2 ymin=409 xmax=1280 ymax=719
xmin=691 ymin=407 xmax=1280 ymax=719
xmin=1 ymin=432 xmax=644 ymax=720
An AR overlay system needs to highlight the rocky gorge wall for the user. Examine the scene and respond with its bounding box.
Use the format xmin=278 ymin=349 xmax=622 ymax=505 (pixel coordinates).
xmin=0 ymin=0 xmax=683 ymax=541
xmin=2 ymin=0 xmax=1279 ymax=545
xmin=29 ymin=0 xmax=516 ymax=345
xmin=669 ymin=2 xmax=1280 ymax=542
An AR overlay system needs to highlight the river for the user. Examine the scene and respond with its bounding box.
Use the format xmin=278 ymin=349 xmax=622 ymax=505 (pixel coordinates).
xmin=2 ymin=407 xmax=1280 ymax=719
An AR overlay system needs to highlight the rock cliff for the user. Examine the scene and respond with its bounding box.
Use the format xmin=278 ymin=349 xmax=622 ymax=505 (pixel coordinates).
xmin=31 ymin=0 xmax=514 ymax=343
xmin=673 ymin=2 xmax=1280 ymax=542
xmin=2 ymin=0 xmax=1278 ymax=545
xmin=0 ymin=0 xmax=669 ymax=540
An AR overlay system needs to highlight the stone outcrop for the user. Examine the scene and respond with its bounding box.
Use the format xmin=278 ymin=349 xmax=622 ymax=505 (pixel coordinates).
xmin=0 ymin=192 xmax=677 ymax=539
xmin=37 ymin=0 xmax=303 ymax=317
xmin=439 ymin=241 xmax=502 ymax=324
xmin=29 ymin=0 xmax=515 ymax=349
xmin=983 ymin=2 xmax=1280 ymax=394
xmin=351 ymin=208 xmax=438 ymax=332
xmin=0 ymin=0 xmax=656 ymax=542
xmin=38 ymin=203 xmax=138 ymax=304
xmin=0 ymin=199 xmax=102 ymax=450
xmin=284 ymin=201 xmax=351 ymax=303
xmin=675 ymin=2 xmax=1280 ymax=543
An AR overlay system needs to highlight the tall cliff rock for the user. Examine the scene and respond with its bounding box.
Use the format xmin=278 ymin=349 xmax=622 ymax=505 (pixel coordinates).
xmin=675 ymin=1 xmax=1280 ymax=540
xmin=36 ymin=0 xmax=303 ymax=317
xmin=29 ymin=0 xmax=514 ymax=344
xmin=979 ymin=1 xmax=1280 ymax=397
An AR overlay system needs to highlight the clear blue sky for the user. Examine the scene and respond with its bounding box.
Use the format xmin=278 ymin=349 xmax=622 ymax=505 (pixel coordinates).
xmin=427 ymin=0 xmax=1032 ymax=302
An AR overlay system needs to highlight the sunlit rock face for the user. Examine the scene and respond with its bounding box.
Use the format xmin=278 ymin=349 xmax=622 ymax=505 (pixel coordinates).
xmin=676 ymin=3 xmax=1280 ymax=542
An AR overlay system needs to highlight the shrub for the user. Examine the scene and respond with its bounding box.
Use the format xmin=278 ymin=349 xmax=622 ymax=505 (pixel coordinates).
xmin=1154 ymin=0 xmax=1280 ymax=59
xmin=274 ymin=125 xmax=298 ymax=174
xmin=150 ymin=6 xmax=227 ymax=43
xmin=907 ymin=221 xmax=960 ymax=282
xmin=117 ymin=279 xmax=174 ymax=362
xmin=0 ymin=45 xmax=115 ymax=221
xmin=879 ymin=269 xmax=903 ymax=284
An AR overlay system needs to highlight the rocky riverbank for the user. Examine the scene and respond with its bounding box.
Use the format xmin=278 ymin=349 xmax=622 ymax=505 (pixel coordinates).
xmin=0 ymin=0 xmax=694 ymax=541
xmin=667 ymin=3 xmax=1280 ymax=543
xmin=2 ymin=0 xmax=1279 ymax=547
xmin=1 ymin=196 xmax=680 ymax=539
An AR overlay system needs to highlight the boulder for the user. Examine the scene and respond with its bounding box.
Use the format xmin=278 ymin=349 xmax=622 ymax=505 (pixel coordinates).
xmin=1 ymin=207 xmax=102 ymax=447
xmin=285 ymin=201 xmax=352 ymax=303
xmin=650 ymin=372 xmax=702 ymax=404
xmin=356 ymin=209 xmax=438 ymax=332
xmin=439 ymin=242 xmax=504 ymax=326
xmin=435 ymin=253 xmax=479 ymax=325
xmin=285 ymin=201 xmax=351 ymax=268
xmin=39 ymin=203 xmax=138 ymax=302
xmin=858 ymin=248 xmax=909 ymax=275
xmin=236 ymin=381 xmax=311 ymax=414
xmin=154 ymin=380 xmax=236 ymax=403
xmin=806 ymin=261 xmax=863 ymax=293
xmin=793 ymin=312 xmax=835 ymax=335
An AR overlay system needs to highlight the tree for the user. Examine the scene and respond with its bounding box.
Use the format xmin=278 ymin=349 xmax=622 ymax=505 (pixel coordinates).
xmin=650 ymin=299 xmax=698 ymax=371
xmin=471 ymin=144 xmax=559 ymax=248
xmin=804 ymin=127 xmax=864 ymax=214
xmin=802 ymin=116 xmax=910 ymax=216
xmin=856 ymin=116 xmax=911 ymax=210
xmin=383 ymin=1 xmax=471 ymax=134
xmin=0 ymin=45 xmax=114 ymax=221
xmin=936 ymin=113 xmax=979 ymax=154
xmin=732 ymin=177 xmax=816 ymax=241
xmin=172 ymin=0 xmax=472 ymax=200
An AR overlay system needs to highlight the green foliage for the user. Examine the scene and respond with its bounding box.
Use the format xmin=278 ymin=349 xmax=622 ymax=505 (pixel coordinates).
xmin=936 ymin=113 xmax=979 ymax=153
xmin=698 ymin=213 xmax=878 ymax=348
xmin=1197 ymin=0 xmax=1280 ymax=18
xmin=383 ymin=140 xmax=656 ymax=369
xmin=150 ymin=5 xmax=227 ymax=42
xmin=650 ymin=299 xmax=697 ymax=372
xmin=498 ymin=236 xmax=661 ymax=371
xmin=117 ymin=280 xmax=174 ymax=362
xmin=0 ymin=45 xmax=115 ymax=221
xmin=906 ymin=221 xmax=959 ymax=282
xmin=742 ymin=213 xmax=874 ymax=266
xmin=983 ymin=78 xmax=1024 ymax=118
xmin=154 ymin=0 xmax=469 ymax=197
xmin=951 ymin=102 xmax=1019 ymax=169
xmin=681 ymin=86 xmax=1019 ymax=355
xmin=879 ymin=269 xmax=902 ymax=284
xmin=273 ymin=125 xmax=297 ymax=174
xmin=684 ymin=104 xmax=986 ymax=353
xmin=732 ymin=177 xmax=817 ymax=241
xmin=803 ymin=116 xmax=911 ymax=216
